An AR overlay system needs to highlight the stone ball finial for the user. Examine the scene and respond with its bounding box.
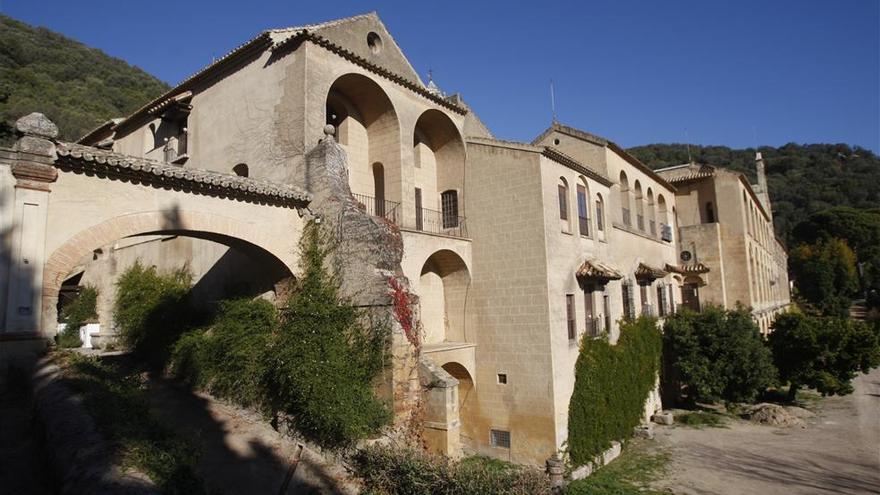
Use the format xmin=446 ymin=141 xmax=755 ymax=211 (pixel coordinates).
xmin=323 ymin=124 xmax=336 ymax=138
xmin=16 ymin=112 xmax=59 ymax=139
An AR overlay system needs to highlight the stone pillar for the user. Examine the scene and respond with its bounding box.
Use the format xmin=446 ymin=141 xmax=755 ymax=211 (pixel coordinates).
xmin=3 ymin=113 xmax=58 ymax=335
xmin=546 ymin=454 xmax=565 ymax=492
xmin=418 ymin=356 xmax=461 ymax=458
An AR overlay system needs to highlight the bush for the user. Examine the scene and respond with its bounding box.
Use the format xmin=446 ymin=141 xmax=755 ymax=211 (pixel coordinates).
xmin=114 ymin=261 xmax=192 ymax=361
xmin=57 ymin=285 xmax=99 ymax=348
xmin=261 ymin=222 xmax=390 ymax=447
xmin=567 ymin=317 xmax=662 ymax=465
xmin=171 ymin=298 xmax=276 ymax=407
xmin=662 ymin=306 xmax=777 ymax=404
xmin=768 ymin=312 xmax=880 ymax=399
xmin=350 ymin=444 xmax=551 ymax=495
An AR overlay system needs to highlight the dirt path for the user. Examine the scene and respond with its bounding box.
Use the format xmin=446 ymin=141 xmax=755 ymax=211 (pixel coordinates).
xmin=145 ymin=378 xmax=357 ymax=495
xmin=653 ymin=368 xmax=880 ymax=495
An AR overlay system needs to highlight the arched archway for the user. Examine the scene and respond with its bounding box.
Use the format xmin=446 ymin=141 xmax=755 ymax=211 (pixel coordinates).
xmin=619 ymin=171 xmax=631 ymax=226
xmin=419 ymin=249 xmax=471 ymax=344
xmin=413 ymin=109 xmax=466 ymax=226
xmin=634 ymin=180 xmax=645 ymax=231
xmin=442 ymin=361 xmax=475 ymax=450
xmin=41 ymin=210 xmax=297 ymax=335
xmin=325 ymin=73 xmax=401 ymax=203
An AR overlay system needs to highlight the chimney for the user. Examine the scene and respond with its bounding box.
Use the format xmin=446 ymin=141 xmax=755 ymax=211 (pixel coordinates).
xmin=755 ymin=152 xmax=772 ymax=223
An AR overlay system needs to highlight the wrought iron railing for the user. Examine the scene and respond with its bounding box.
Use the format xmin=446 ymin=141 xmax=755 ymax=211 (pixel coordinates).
xmin=408 ymin=207 xmax=468 ymax=238
xmin=622 ymin=208 xmax=631 ymax=227
xmin=353 ymin=193 xmax=400 ymax=223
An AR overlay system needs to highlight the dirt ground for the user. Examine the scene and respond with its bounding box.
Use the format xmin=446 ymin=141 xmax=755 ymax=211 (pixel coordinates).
xmin=652 ymin=368 xmax=880 ymax=495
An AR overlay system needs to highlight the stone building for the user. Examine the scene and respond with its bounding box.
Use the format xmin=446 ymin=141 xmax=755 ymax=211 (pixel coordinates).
xmin=655 ymin=157 xmax=791 ymax=332
xmin=0 ymin=12 xmax=788 ymax=466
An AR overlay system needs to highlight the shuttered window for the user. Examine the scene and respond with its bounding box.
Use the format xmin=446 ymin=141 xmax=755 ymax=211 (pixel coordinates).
xmin=577 ymin=184 xmax=589 ymax=236
xmin=558 ymin=184 xmax=568 ymax=220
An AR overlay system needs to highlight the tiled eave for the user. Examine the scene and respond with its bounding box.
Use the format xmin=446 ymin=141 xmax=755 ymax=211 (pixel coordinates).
xmin=542 ymin=147 xmax=613 ymax=186
xmin=576 ymin=259 xmax=624 ymax=283
xmin=635 ymin=262 xmax=667 ymax=281
xmin=665 ymin=263 xmax=710 ymax=275
xmin=55 ymin=143 xmax=310 ymax=208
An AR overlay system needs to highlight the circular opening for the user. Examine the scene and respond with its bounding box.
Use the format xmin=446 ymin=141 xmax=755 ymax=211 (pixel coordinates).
xmin=553 ymin=138 xmax=560 ymax=145
xmin=367 ymin=32 xmax=383 ymax=54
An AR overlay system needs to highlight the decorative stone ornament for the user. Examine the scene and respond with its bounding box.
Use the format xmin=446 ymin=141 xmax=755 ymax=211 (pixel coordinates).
xmin=323 ymin=124 xmax=336 ymax=141
xmin=16 ymin=112 xmax=59 ymax=139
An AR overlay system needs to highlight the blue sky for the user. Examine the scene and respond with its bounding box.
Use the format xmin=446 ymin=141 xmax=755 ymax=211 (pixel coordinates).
xmin=4 ymin=0 xmax=878 ymax=151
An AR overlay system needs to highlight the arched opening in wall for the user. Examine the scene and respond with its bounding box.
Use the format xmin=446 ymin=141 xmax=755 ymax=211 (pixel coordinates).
xmin=681 ymin=275 xmax=703 ymax=312
xmin=372 ymin=162 xmax=386 ymax=217
xmin=45 ymin=227 xmax=294 ymax=345
xmin=419 ymin=250 xmax=471 ymax=345
xmin=325 ymin=74 xmax=401 ymax=205
xmin=647 ymin=188 xmax=656 ymax=236
xmin=413 ymin=109 xmax=466 ymax=228
xmin=658 ymin=194 xmax=670 ymax=242
xmin=619 ymin=171 xmax=631 ymax=226
xmin=558 ymin=177 xmax=570 ymax=233
xmin=595 ymin=193 xmax=606 ymax=237
xmin=442 ymin=361 xmax=475 ymax=449
xmin=577 ymin=177 xmax=590 ymax=237
xmin=634 ymin=180 xmax=645 ymax=231
xmin=232 ymin=163 xmax=249 ymax=177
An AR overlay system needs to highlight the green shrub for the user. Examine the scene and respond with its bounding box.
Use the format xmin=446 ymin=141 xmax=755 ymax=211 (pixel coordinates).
xmin=567 ymin=317 xmax=662 ymax=465
xmin=114 ymin=261 xmax=192 ymax=361
xmin=171 ymin=298 xmax=275 ymax=407
xmin=350 ymin=444 xmax=551 ymax=495
xmin=769 ymin=312 xmax=880 ymax=399
xmin=262 ymin=222 xmax=390 ymax=447
xmin=662 ymin=306 xmax=777 ymax=405
xmin=56 ymin=284 xmax=99 ymax=348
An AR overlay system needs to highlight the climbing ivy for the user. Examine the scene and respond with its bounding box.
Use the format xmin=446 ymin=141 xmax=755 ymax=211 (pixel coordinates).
xmin=566 ymin=317 xmax=662 ymax=465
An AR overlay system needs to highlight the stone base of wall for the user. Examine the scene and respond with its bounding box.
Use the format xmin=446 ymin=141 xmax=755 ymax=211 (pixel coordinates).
xmin=569 ymin=441 xmax=622 ymax=480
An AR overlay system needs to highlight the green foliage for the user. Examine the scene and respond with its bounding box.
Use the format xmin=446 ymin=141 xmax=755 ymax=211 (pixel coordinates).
xmin=350 ymin=444 xmax=552 ymax=495
xmin=789 ymin=238 xmax=859 ymax=316
xmin=565 ymin=439 xmax=669 ymax=495
xmin=262 ymin=222 xmax=390 ymax=447
xmin=628 ymin=143 xmax=880 ymax=247
xmin=0 ymin=14 xmax=169 ymax=145
xmin=567 ymin=317 xmax=662 ymax=465
xmin=114 ymin=261 xmax=192 ymax=362
xmin=674 ymin=410 xmax=726 ymax=428
xmin=56 ymin=285 xmax=99 ymax=348
xmin=171 ymin=298 xmax=275 ymax=407
xmin=61 ymin=354 xmax=204 ymax=494
xmin=768 ymin=312 xmax=880 ymax=399
xmin=662 ymin=306 xmax=777 ymax=404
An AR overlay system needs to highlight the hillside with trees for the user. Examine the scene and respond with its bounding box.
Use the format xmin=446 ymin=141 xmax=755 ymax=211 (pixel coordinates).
xmin=0 ymin=14 xmax=170 ymax=145
xmin=628 ymin=143 xmax=880 ymax=246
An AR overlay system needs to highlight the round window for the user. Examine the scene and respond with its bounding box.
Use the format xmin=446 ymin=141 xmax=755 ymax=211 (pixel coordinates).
xmin=367 ymin=32 xmax=383 ymax=54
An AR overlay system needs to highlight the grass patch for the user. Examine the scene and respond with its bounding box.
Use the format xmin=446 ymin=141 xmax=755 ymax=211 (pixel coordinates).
xmin=675 ymin=410 xmax=727 ymax=428
xmin=566 ymin=439 xmax=669 ymax=495
xmin=57 ymin=352 xmax=205 ymax=495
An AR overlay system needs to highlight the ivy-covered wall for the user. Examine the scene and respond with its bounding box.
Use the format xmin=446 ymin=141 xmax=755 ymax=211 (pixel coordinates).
xmin=566 ymin=317 xmax=662 ymax=465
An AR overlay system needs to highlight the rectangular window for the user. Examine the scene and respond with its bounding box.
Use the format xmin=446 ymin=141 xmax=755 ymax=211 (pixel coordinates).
xmin=640 ymin=284 xmax=651 ymax=316
xmin=497 ymin=373 xmax=508 ymax=384
xmin=441 ymin=190 xmax=459 ymax=228
xmin=584 ymin=289 xmax=597 ymax=337
xmin=596 ymin=201 xmax=604 ymax=231
xmin=558 ymin=185 xmax=568 ymax=220
xmin=566 ymin=294 xmax=576 ymax=341
xmin=657 ymin=285 xmax=667 ymax=317
xmin=490 ymin=429 xmax=511 ymax=449
xmin=622 ymin=282 xmax=635 ymax=320
xmin=577 ymin=185 xmax=589 ymax=236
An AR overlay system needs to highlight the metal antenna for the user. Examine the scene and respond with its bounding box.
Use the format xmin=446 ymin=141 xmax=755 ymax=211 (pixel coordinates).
xmin=550 ymin=79 xmax=558 ymax=123
xmin=685 ymin=129 xmax=692 ymax=163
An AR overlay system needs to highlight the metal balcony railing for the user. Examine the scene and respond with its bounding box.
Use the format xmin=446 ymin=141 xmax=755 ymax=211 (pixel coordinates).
xmin=409 ymin=207 xmax=468 ymax=238
xmin=585 ymin=317 xmax=603 ymax=338
xmin=353 ymin=193 xmax=400 ymax=224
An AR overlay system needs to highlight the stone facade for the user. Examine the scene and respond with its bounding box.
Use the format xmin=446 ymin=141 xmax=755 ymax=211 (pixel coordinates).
xmin=0 ymin=12 xmax=790 ymax=467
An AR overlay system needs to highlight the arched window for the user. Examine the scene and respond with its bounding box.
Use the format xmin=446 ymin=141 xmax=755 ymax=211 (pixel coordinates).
xmin=647 ymin=188 xmax=656 ymax=236
xmin=373 ymin=163 xmax=385 ymax=217
xmin=619 ymin=172 xmax=631 ymax=227
xmin=558 ymin=177 xmax=570 ymax=224
xmin=576 ymin=178 xmax=590 ymax=236
xmin=658 ymin=194 xmax=670 ymax=242
xmin=232 ymin=163 xmax=249 ymax=177
xmin=634 ymin=180 xmax=645 ymax=231
xmin=441 ymin=189 xmax=459 ymax=228
xmin=595 ymin=193 xmax=605 ymax=233
xmin=705 ymin=201 xmax=715 ymax=223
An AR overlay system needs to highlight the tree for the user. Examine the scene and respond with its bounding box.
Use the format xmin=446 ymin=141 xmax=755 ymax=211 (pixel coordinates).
xmin=662 ymin=306 xmax=777 ymax=404
xmin=789 ymin=237 xmax=859 ymax=316
xmin=769 ymin=312 xmax=880 ymax=400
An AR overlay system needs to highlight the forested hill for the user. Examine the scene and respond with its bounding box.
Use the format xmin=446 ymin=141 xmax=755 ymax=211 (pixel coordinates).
xmin=0 ymin=14 xmax=170 ymax=145
xmin=627 ymin=143 xmax=880 ymax=245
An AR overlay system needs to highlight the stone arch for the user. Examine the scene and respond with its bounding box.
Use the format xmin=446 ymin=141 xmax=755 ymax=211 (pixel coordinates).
xmin=646 ymin=187 xmax=656 ymax=235
xmin=41 ymin=209 xmax=297 ymax=334
xmin=441 ymin=361 xmax=475 ymax=449
xmin=325 ymin=73 xmax=401 ymax=203
xmin=576 ymin=176 xmax=591 ymax=236
xmin=419 ymin=249 xmax=471 ymax=345
xmin=634 ymin=180 xmax=645 ymax=231
xmin=413 ymin=109 xmax=466 ymax=215
xmin=619 ymin=171 xmax=631 ymax=226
